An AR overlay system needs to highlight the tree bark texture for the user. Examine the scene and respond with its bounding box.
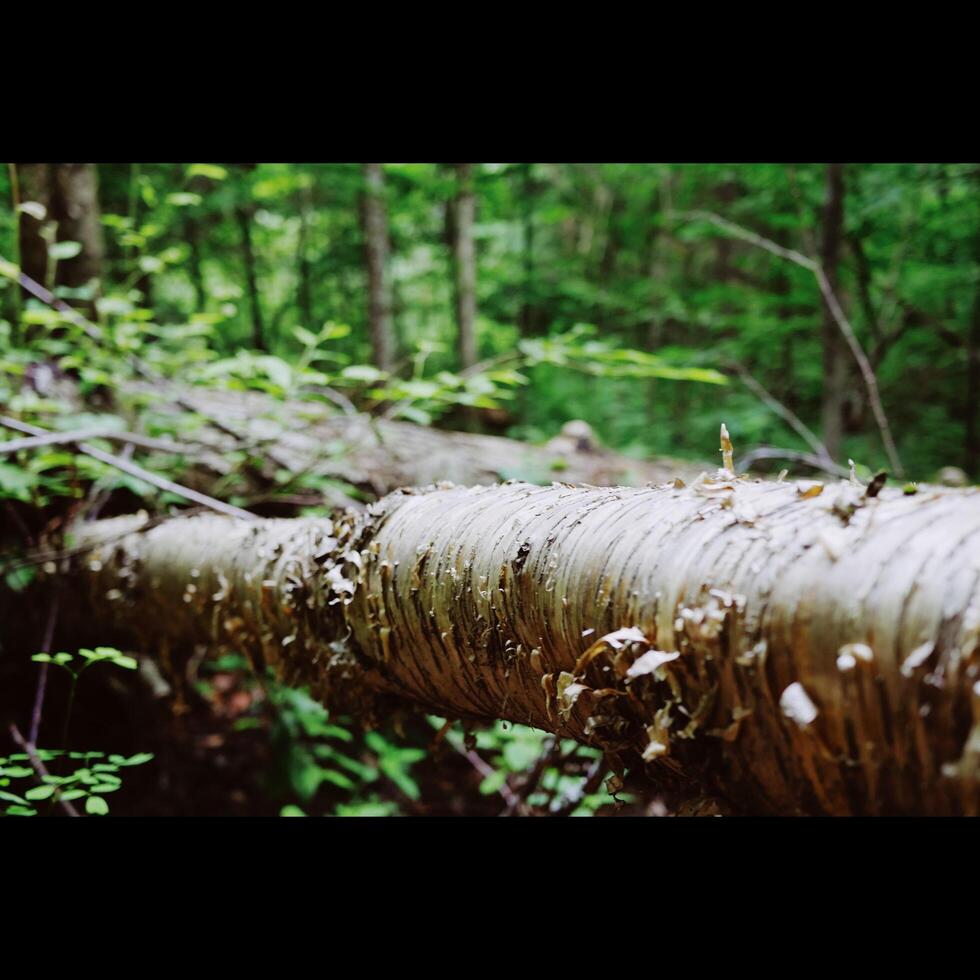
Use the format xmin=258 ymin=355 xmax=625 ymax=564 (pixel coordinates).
xmin=66 ymin=473 xmax=980 ymax=815
xmin=235 ymin=202 xmax=266 ymax=351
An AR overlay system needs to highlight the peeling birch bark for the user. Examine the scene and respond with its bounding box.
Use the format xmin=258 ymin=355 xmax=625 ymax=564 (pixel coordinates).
xmin=64 ymin=474 xmax=980 ymax=815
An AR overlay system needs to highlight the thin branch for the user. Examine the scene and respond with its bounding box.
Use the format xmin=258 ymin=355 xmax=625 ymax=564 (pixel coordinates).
xmin=501 ymin=735 xmax=559 ymax=817
xmin=679 ymin=210 xmax=905 ymax=477
xmin=29 ymin=593 xmax=60 ymax=745
xmin=737 ymin=445 xmax=851 ymax=479
xmin=441 ymin=728 xmax=523 ymax=811
xmin=0 ymin=427 xmax=191 ymax=456
xmin=0 ymin=258 xmax=297 ymax=470
xmin=550 ymin=756 xmax=609 ymax=817
xmin=813 ymin=264 xmax=904 ymax=476
xmin=301 ymin=384 xmax=360 ymax=418
xmin=9 ymin=724 xmax=80 ymax=817
xmin=84 ymin=442 xmax=134 ymax=521
xmin=725 ymin=359 xmax=831 ymax=463
xmin=0 ymin=416 xmax=257 ymax=521
xmin=683 ymin=209 xmax=817 ymax=270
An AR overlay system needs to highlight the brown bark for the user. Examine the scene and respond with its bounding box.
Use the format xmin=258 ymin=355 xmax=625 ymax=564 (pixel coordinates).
xmin=964 ymin=173 xmax=980 ymax=478
xmin=15 ymin=163 xmax=104 ymax=316
xmin=518 ymin=163 xmax=544 ymax=336
xmin=297 ymin=181 xmax=314 ymax=329
xmin=235 ymin=202 xmax=266 ymax=351
xmin=51 ymin=164 xmax=103 ymax=297
xmin=185 ymin=216 xmax=206 ymax=312
xmin=360 ymin=163 xmax=395 ymax=372
xmin=67 ymin=473 xmax=980 ymax=816
xmin=820 ymin=164 xmax=848 ymax=461
xmin=15 ymin=163 xmax=53 ymax=294
xmin=451 ymin=164 xmax=478 ymax=372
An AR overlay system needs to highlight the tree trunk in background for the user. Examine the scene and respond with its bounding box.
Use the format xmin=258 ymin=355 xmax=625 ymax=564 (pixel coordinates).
xmin=235 ymin=202 xmax=266 ymax=351
xmin=16 ymin=163 xmax=104 ymax=316
xmin=820 ymin=164 xmax=847 ymax=462
xmin=595 ymin=189 xmax=623 ymax=332
xmin=16 ymin=164 xmax=53 ymax=294
xmin=185 ymin=217 xmax=206 ymax=313
xmin=451 ymin=163 xmax=478 ymax=371
xmin=51 ymin=164 xmax=104 ymax=301
xmin=361 ymin=163 xmax=395 ymax=372
xmin=66 ymin=476 xmax=980 ymax=816
xmin=518 ymin=162 xmax=540 ymax=336
xmin=297 ymin=181 xmax=314 ymax=330
xmin=964 ymin=172 xmax=980 ymax=478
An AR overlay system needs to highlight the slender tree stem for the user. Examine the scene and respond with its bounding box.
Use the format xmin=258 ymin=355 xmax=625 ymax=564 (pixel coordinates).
xmin=682 ymin=209 xmax=904 ymax=476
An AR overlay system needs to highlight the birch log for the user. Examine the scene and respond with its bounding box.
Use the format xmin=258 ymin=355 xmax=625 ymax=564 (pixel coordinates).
xmin=65 ymin=473 xmax=980 ymax=815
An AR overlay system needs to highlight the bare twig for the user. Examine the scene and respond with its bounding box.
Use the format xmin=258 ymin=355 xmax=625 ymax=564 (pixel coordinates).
xmin=301 ymin=384 xmax=360 ymax=418
xmin=84 ymin=443 xmax=134 ymax=521
xmin=813 ymin=264 xmax=904 ymax=476
xmin=501 ymin=735 xmax=559 ymax=817
xmin=0 ymin=427 xmax=191 ymax=456
xmin=737 ymin=445 xmax=850 ymax=479
xmin=725 ymin=359 xmax=832 ymax=463
xmin=0 ymin=416 xmax=257 ymax=521
xmin=679 ymin=210 xmax=904 ymax=476
xmin=9 ymin=723 xmax=79 ymax=817
xmin=441 ymin=728 xmax=523 ymax=810
xmin=29 ymin=593 xmax=60 ymax=745
xmin=551 ymin=756 xmax=609 ymax=817
xmin=0 ymin=258 xmax=297 ymax=470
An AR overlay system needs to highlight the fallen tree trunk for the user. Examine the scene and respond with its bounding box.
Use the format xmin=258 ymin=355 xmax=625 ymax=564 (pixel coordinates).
xmin=121 ymin=384 xmax=706 ymax=501
xmin=63 ymin=473 xmax=980 ymax=815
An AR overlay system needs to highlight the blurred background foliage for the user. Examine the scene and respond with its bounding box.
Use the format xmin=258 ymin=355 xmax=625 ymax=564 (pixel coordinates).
xmin=1 ymin=162 xmax=977 ymax=816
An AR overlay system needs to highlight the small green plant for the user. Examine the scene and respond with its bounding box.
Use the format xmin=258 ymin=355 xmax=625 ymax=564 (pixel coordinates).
xmin=262 ymin=675 xmax=424 ymax=814
xmin=0 ymin=750 xmax=153 ymax=816
xmin=0 ymin=647 xmax=153 ymax=817
xmin=32 ymin=647 xmax=137 ymax=752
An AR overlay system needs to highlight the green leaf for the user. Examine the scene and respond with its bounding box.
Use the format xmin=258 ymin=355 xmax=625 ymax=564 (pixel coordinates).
xmin=292 ymin=326 xmax=320 ymax=347
xmin=5 ymin=566 xmax=36 ymax=592
xmin=479 ymin=770 xmax=507 ymax=796
xmin=107 ymin=752 xmax=154 ymax=767
xmin=85 ymin=795 xmax=109 ymax=815
xmin=187 ymin=163 xmax=228 ymax=181
xmin=166 ymin=192 xmax=203 ymax=207
xmin=49 ymin=241 xmax=83 ymax=261
xmin=340 ymin=365 xmax=386 ymax=384
xmin=0 ymin=766 xmax=34 ymax=779
xmin=24 ymin=784 xmax=56 ymax=801
xmin=318 ymin=768 xmax=356 ymax=791
xmin=18 ymin=201 xmax=47 ymax=221
xmin=0 ymin=462 xmax=38 ymax=501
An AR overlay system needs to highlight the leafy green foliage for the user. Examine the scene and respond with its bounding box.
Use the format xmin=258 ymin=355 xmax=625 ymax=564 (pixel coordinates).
xmin=0 ymin=750 xmax=153 ymax=817
xmin=32 ymin=646 xmax=138 ymax=678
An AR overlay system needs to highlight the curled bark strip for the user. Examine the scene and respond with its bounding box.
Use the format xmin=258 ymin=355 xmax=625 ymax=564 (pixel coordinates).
xmin=66 ymin=474 xmax=980 ymax=815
